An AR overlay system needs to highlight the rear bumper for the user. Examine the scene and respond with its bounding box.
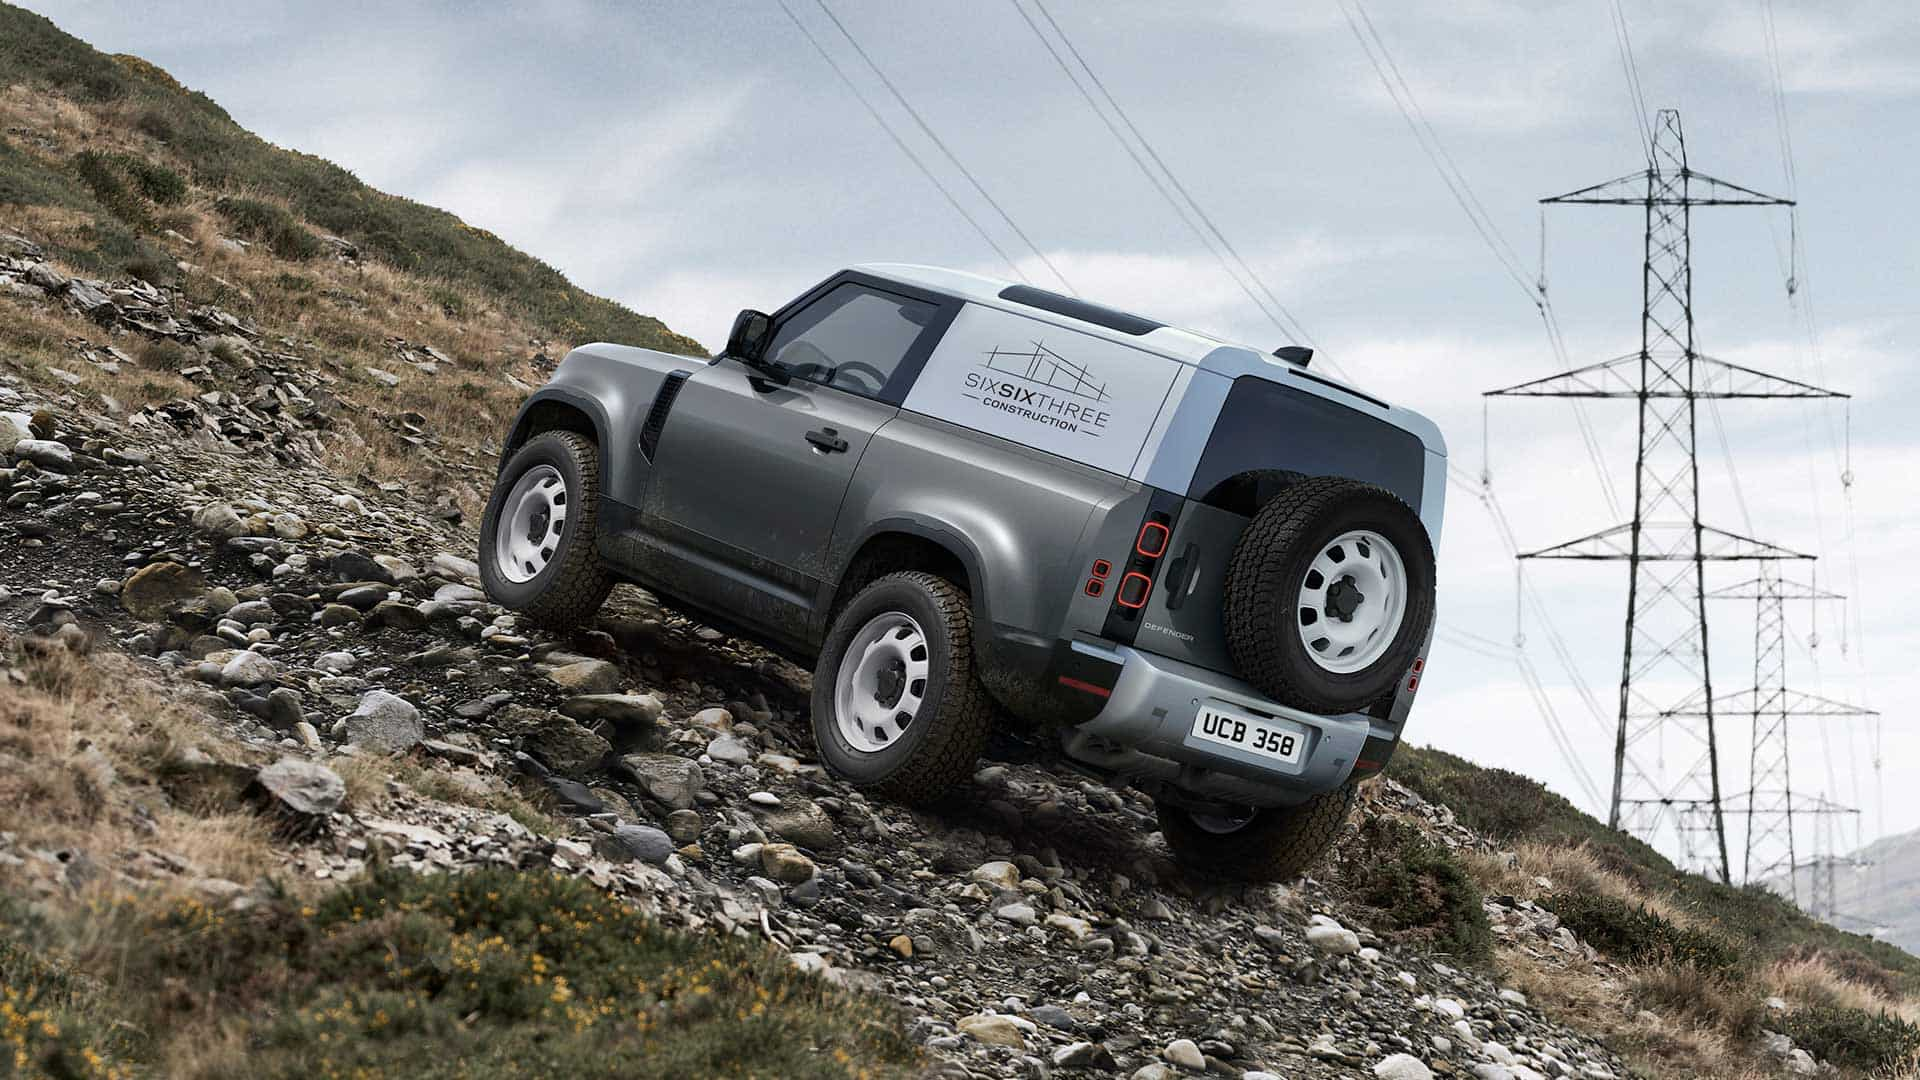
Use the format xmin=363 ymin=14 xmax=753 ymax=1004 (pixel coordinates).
xmin=1059 ymin=640 xmax=1396 ymax=808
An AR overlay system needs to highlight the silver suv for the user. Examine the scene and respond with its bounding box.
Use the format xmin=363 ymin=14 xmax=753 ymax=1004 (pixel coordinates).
xmin=481 ymin=265 xmax=1444 ymax=880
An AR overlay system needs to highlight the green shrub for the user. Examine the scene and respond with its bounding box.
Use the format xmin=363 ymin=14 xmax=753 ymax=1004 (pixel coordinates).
xmin=1542 ymin=892 xmax=1742 ymax=974
xmin=1781 ymin=1004 xmax=1920 ymax=1074
xmin=120 ymin=156 xmax=186 ymax=205
xmin=71 ymin=148 xmax=150 ymax=227
xmin=3 ymin=868 xmax=918 ymax=1077
xmin=1350 ymin=818 xmax=1492 ymax=964
xmin=214 ymin=195 xmax=322 ymax=260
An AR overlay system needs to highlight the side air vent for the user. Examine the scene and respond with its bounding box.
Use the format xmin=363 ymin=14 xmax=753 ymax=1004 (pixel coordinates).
xmin=638 ymin=370 xmax=693 ymax=462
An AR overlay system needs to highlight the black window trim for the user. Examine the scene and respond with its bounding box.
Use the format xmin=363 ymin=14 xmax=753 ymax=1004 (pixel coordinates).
xmin=763 ymin=271 xmax=962 ymax=407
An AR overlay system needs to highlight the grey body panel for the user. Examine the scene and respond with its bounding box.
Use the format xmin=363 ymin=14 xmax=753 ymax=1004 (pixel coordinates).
xmin=827 ymin=409 xmax=1137 ymax=648
xmin=645 ymin=357 xmax=896 ymax=639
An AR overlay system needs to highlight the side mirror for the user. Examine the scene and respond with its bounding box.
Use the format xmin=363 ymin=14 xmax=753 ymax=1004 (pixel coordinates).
xmin=727 ymin=309 xmax=774 ymax=365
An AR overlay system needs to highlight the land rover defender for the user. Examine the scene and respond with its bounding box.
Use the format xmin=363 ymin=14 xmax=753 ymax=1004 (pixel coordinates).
xmin=481 ymin=265 xmax=1444 ymax=880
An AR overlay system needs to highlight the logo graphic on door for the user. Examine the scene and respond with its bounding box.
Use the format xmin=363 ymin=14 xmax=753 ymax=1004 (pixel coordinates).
xmin=962 ymin=342 xmax=1113 ymax=436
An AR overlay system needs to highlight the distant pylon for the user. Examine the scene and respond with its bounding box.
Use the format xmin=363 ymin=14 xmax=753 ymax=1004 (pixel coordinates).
xmin=1485 ymin=109 xmax=1849 ymax=882
xmin=1682 ymin=571 xmax=1877 ymax=895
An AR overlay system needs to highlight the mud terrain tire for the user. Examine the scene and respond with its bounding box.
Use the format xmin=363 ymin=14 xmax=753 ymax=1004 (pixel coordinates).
xmin=812 ymin=572 xmax=994 ymax=806
xmin=479 ymin=431 xmax=614 ymax=631
xmin=1223 ymin=477 xmax=1434 ymax=714
xmin=1157 ymin=783 xmax=1357 ymax=882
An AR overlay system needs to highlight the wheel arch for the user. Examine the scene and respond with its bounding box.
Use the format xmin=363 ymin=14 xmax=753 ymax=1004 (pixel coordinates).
xmin=817 ymin=521 xmax=987 ymax=643
xmin=502 ymin=387 xmax=612 ymax=487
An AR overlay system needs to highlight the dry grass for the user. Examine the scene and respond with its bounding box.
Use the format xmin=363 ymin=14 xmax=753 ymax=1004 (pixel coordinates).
xmin=0 ymin=641 xmax=278 ymax=888
xmin=1467 ymin=841 xmax=1697 ymax=931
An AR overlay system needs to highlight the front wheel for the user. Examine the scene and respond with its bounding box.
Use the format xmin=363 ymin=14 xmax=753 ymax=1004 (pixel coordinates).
xmin=479 ymin=430 xmax=614 ymax=630
xmin=811 ymin=571 xmax=994 ymax=806
xmin=1157 ymin=783 xmax=1357 ymax=882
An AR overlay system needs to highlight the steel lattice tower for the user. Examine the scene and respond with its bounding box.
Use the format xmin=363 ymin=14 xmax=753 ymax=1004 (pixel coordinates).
xmin=1486 ymin=110 xmax=1848 ymax=882
xmin=1684 ymin=571 xmax=1876 ymax=893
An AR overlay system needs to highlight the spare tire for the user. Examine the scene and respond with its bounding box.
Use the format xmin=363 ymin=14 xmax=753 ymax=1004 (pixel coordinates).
xmin=1222 ymin=477 xmax=1434 ymax=714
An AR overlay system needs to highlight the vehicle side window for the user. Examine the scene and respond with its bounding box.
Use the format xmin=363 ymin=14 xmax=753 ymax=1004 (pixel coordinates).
xmin=766 ymin=283 xmax=939 ymax=401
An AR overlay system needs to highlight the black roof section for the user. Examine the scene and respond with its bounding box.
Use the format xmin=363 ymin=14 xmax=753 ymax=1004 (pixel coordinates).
xmin=997 ymin=284 xmax=1164 ymax=336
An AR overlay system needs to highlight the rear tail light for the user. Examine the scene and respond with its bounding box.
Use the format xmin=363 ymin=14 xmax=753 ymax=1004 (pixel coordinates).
xmin=1136 ymin=521 xmax=1170 ymax=558
xmin=1117 ymin=571 xmax=1153 ymax=609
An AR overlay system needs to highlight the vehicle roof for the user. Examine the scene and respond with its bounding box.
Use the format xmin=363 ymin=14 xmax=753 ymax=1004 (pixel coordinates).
xmin=854 ymin=262 xmax=1445 ymax=456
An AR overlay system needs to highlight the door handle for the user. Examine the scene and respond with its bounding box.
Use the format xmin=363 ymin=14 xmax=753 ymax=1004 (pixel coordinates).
xmin=805 ymin=427 xmax=849 ymax=453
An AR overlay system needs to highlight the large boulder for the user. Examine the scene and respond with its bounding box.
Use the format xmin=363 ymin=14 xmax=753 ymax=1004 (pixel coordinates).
xmin=12 ymin=438 xmax=73 ymax=471
xmin=756 ymin=797 xmax=839 ymax=851
xmin=523 ymin=715 xmax=612 ymax=774
xmin=191 ymin=502 xmax=248 ymax=540
xmin=344 ymin=690 xmax=423 ymax=752
xmin=251 ymin=758 xmax=345 ymax=818
xmin=220 ymin=650 xmax=279 ymax=688
xmin=617 ymin=753 xmax=703 ymax=810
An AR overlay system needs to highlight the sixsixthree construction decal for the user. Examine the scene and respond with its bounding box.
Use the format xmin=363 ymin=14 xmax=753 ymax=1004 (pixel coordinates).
xmin=904 ymin=302 xmax=1182 ymax=476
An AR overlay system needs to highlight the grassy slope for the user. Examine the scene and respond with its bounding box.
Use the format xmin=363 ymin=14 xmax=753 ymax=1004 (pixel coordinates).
xmin=0 ymin=2 xmax=702 ymax=354
xmin=1391 ymin=743 xmax=1920 ymax=994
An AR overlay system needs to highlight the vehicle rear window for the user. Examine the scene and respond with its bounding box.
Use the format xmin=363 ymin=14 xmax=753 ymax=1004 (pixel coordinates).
xmin=1189 ymin=377 xmax=1425 ymax=515
xmin=997 ymin=285 xmax=1163 ymax=336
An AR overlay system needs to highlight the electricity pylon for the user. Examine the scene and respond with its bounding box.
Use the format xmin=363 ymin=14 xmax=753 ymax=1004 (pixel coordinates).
xmin=1674 ymin=571 xmax=1877 ymax=894
xmin=1485 ymin=109 xmax=1848 ymax=882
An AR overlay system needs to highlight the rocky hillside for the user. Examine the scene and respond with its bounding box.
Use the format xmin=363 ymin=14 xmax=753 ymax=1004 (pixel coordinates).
xmin=3 ymin=7 xmax=1919 ymax=1080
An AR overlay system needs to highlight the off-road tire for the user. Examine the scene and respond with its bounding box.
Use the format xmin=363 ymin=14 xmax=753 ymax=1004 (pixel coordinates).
xmin=1157 ymin=783 xmax=1358 ymax=882
xmin=811 ymin=572 xmax=994 ymax=806
xmin=478 ymin=431 xmax=614 ymax=631
xmin=1222 ymin=477 xmax=1435 ymax=714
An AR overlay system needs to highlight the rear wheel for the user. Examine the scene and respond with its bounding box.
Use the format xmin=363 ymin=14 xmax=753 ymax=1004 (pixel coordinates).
xmin=479 ymin=431 xmax=614 ymax=630
xmin=1223 ymin=477 xmax=1434 ymax=714
xmin=811 ymin=572 xmax=993 ymax=806
xmin=1157 ymin=784 xmax=1357 ymax=882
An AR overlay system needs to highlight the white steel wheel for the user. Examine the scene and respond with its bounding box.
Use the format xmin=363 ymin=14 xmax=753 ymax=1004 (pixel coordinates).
xmin=493 ymin=463 xmax=568 ymax=584
xmin=1295 ymin=528 xmax=1407 ymax=674
xmin=832 ymin=611 xmax=930 ymax=753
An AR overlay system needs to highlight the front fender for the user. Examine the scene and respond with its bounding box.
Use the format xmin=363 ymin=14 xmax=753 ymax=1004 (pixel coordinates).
xmin=503 ymin=344 xmax=700 ymax=507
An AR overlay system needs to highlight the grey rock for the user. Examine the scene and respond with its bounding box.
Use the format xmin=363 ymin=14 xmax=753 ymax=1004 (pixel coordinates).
xmin=546 ymin=659 xmax=621 ymax=693
xmin=559 ymin=693 xmax=661 ymax=728
xmin=253 ymin=758 xmax=345 ymax=817
xmin=757 ymin=798 xmax=839 ymax=850
xmin=706 ymin=734 xmax=752 ymax=764
xmin=220 ymin=650 xmax=278 ymax=687
xmin=226 ymin=600 xmax=278 ymax=626
xmin=524 ymin=716 xmax=612 ymax=774
xmin=191 ymin=502 xmax=248 ymax=540
xmin=603 ymin=824 xmax=674 ymax=865
xmin=618 ymin=753 xmax=703 ymax=810
xmin=11 ymin=438 xmax=71 ymax=471
xmin=345 ymin=690 xmax=423 ymax=753
xmin=365 ymin=599 xmax=429 ymax=630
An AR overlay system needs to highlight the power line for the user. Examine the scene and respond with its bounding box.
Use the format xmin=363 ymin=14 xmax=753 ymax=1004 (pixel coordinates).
xmin=773 ymin=0 xmax=1032 ymax=283
xmin=812 ymin=0 xmax=1079 ymax=295
xmin=1016 ymin=0 xmax=1324 ymax=354
xmin=1340 ymin=0 xmax=1622 ymax=518
xmin=1006 ymin=0 xmax=1308 ymax=351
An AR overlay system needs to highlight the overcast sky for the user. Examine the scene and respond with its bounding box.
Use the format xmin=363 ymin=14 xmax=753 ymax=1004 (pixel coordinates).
xmin=25 ymin=0 xmax=1918 ymax=890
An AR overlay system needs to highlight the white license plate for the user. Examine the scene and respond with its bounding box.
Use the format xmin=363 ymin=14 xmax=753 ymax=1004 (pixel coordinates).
xmin=1189 ymin=703 xmax=1307 ymax=765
